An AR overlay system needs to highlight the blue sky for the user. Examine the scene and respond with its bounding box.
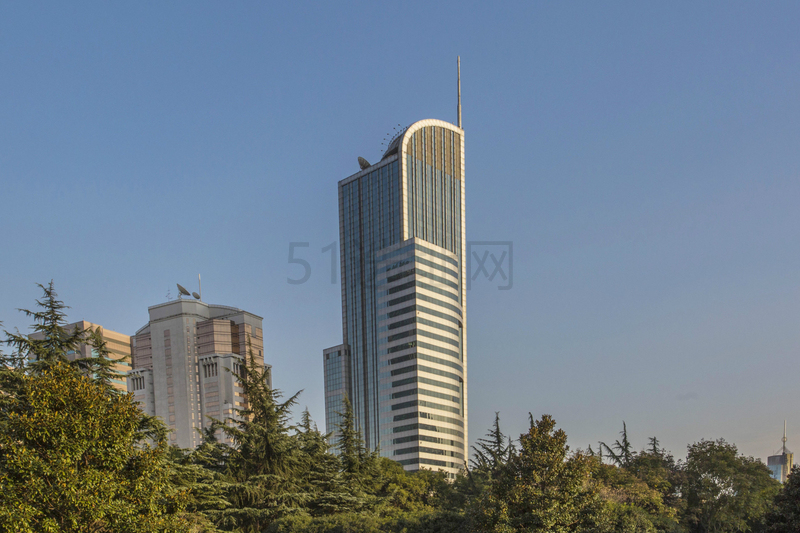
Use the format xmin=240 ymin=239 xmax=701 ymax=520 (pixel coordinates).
xmin=2 ymin=1 xmax=799 ymax=460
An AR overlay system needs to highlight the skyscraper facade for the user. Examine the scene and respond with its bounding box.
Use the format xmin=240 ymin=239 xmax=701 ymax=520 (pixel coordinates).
xmin=767 ymin=423 xmax=794 ymax=483
xmin=129 ymin=298 xmax=269 ymax=449
xmin=324 ymin=118 xmax=467 ymax=475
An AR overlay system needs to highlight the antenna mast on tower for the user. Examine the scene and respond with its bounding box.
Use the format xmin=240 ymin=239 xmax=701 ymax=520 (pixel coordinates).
xmin=783 ymin=420 xmax=788 ymax=454
xmin=457 ymin=56 xmax=462 ymax=129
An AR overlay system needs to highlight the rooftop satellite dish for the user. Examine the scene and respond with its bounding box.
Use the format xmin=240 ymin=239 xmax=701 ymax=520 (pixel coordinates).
xmin=358 ymin=156 xmax=371 ymax=170
xmin=177 ymin=284 xmax=190 ymax=297
xmin=192 ymin=292 xmax=201 ymax=300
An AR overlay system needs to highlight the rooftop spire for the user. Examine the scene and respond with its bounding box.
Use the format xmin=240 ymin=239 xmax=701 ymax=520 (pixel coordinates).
xmin=457 ymin=56 xmax=462 ymax=129
xmin=783 ymin=420 xmax=788 ymax=454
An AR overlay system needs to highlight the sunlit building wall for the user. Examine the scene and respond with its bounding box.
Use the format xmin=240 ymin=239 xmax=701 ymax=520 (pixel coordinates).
xmin=324 ymin=119 xmax=467 ymax=476
xmin=29 ymin=320 xmax=131 ymax=393
xmin=130 ymin=299 xmax=269 ymax=448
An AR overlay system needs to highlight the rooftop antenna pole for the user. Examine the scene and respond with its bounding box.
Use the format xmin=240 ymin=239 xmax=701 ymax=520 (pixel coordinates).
xmin=457 ymin=56 xmax=462 ymax=129
xmin=198 ymin=274 xmax=202 ymax=300
xmin=783 ymin=420 xmax=788 ymax=454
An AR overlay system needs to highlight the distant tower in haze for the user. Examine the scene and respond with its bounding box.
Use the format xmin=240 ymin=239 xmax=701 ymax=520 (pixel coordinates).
xmin=323 ymin=59 xmax=467 ymax=477
xmin=767 ymin=421 xmax=794 ymax=483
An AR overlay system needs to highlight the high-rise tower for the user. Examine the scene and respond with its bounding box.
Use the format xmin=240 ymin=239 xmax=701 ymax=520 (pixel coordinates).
xmin=767 ymin=421 xmax=794 ymax=483
xmin=323 ymin=112 xmax=467 ymax=476
xmin=130 ymin=298 xmax=269 ymax=449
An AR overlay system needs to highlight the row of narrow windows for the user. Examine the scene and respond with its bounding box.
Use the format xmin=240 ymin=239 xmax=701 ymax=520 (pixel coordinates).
xmin=393 ymin=410 xmax=464 ymax=428
xmin=203 ymin=361 xmax=219 ymax=378
xmin=388 ymin=350 xmax=463 ymax=372
xmin=393 ymin=446 xmax=464 ymax=460
xmin=391 ymin=398 xmax=461 ymax=415
xmin=131 ymin=376 xmax=146 ymax=391
xmin=233 ymin=362 xmax=247 ymax=379
xmin=393 ymin=434 xmax=464 ymax=448
xmin=397 ymin=457 xmax=462 ymax=469
xmin=393 ymin=422 xmax=464 ymax=439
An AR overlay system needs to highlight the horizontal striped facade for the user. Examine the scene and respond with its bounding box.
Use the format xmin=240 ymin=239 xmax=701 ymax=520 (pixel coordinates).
xmin=325 ymin=119 xmax=466 ymax=476
xmin=376 ymin=240 xmax=465 ymax=472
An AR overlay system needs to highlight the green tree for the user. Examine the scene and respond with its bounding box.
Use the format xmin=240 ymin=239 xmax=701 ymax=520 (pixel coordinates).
xmin=167 ymin=446 xmax=230 ymax=532
xmin=600 ymin=421 xmax=635 ymax=468
xmin=213 ymin=347 xmax=307 ymax=532
xmin=592 ymin=458 xmax=679 ymax=533
xmin=0 ymin=284 xmax=190 ymax=531
xmin=0 ymin=360 xmax=186 ymax=532
xmin=4 ymin=282 xmax=128 ymax=391
xmin=370 ymin=458 xmax=445 ymax=515
xmin=472 ymin=412 xmax=514 ymax=475
xmin=764 ymin=465 xmax=800 ymax=532
xmin=4 ymin=282 xmax=84 ymax=370
xmin=474 ymin=413 xmax=603 ymax=533
xmin=332 ymin=395 xmax=381 ymax=512
xmin=192 ymin=419 xmax=232 ymax=474
xmin=682 ymin=439 xmax=779 ymax=533
xmin=295 ymin=408 xmax=361 ymax=516
xmin=74 ymin=325 xmax=129 ymax=393
xmin=628 ymin=438 xmax=686 ymax=519
xmin=457 ymin=413 xmax=515 ymax=510
xmin=336 ymin=395 xmax=378 ymax=486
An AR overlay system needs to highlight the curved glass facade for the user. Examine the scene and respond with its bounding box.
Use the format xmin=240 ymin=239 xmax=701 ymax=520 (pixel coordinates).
xmin=324 ymin=119 xmax=467 ymax=476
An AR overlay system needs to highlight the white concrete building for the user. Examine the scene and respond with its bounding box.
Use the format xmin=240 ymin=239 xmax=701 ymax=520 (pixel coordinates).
xmin=129 ymin=298 xmax=269 ymax=449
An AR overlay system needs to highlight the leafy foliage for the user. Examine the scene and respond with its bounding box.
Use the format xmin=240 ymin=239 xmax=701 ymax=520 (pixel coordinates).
xmin=592 ymin=458 xmax=678 ymax=532
xmin=682 ymin=439 xmax=779 ymax=533
xmin=600 ymin=421 xmax=635 ymax=468
xmin=764 ymin=465 xmax=800 ymax=532
xmin=474 ymin=414 xmax=602 ymax=532
xmin=0 ymin=360 xmax=185 ymax=532
xmin=0 ymin=284 xmax=789 ymax=533
xmin=0 ymin=283 xmax=188 ymax=532
xmin=212 ymin=348 xmax=307 ymax=532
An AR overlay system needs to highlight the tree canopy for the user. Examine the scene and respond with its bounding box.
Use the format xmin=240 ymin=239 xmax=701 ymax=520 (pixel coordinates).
xmin=0 ymin=284 xmax=792 ymax=533
xmin=0 ymin=284 xmax=187 ymax=532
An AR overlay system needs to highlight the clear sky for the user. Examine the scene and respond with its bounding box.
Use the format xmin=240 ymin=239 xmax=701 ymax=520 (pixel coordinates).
xmin=1 ymin=1 xmax=799 ymax=462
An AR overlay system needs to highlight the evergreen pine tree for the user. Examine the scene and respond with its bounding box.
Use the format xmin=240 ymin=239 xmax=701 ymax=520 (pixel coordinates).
xmin=336 ymin=395 xmax=378 ymax=484
xmin=192 ymin=419 xmax=232 ymax=473
xmin=73 ymin=325 xmax=129 ymax=393
xmin=167 ymin=446 xmax=230 ymax=533
xmin=600 ymin=421 xmax=635 ymax=467
xmin=4 ymin=281 xmax=85 ymax=371
xmin=213 ymin=344 xmax=307 ymax=532
xmin=296 ymin=407 xmax=362 ymax=515
xmin=648 ymin=436 xmax=662 ymax=456
xmin=471 ymin=411 xmax=512 ymax=475
xmin=4 ymin=282 xmax=127 ymax=391
xmin=474 ymin=414 xmax=603 ymax=532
